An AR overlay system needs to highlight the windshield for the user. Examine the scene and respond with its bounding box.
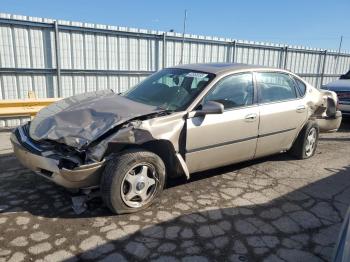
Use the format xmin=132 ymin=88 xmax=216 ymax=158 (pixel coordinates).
xmin=123 ymin=68 xmax=215 ymax=111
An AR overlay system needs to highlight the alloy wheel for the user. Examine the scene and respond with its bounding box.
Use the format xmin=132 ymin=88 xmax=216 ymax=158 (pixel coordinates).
xmin=120 ymin=163 xmax=159 ymax=208
xmin=305 ymin=127 xmax=317 ymax=157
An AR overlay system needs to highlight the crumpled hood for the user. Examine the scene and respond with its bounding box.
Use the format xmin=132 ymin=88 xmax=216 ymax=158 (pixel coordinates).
xmin=29 ymin=90 xmax=160 ymax=149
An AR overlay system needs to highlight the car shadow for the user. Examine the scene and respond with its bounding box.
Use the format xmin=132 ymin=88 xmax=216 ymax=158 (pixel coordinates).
xmin=337 ymin=118 xmax=350 ymax=132
xmin=0 ymin=129 xmax=346 ymax=220
xmin=0 ymin=149 xmax=299 ymax=219
xmin=319 ymin=137 xmax=350 ymax=142
xmin=68 ymin=164 xmax=350 ymax=261
xmin=166 ymin=153 xmax=295 ymax=189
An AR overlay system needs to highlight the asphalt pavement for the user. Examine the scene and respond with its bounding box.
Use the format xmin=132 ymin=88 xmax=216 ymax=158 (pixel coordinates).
xmin=1 ymin=121 xmax=350 ymax=262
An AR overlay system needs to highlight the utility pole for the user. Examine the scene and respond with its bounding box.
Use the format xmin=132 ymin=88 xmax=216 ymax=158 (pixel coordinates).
xmin=179 ymin=10 xmax=187 ymax=64
xmin=334 ymin=35 xmax=343 ymax=74
xmin=337 ymin=35 xmax=343 ymax=54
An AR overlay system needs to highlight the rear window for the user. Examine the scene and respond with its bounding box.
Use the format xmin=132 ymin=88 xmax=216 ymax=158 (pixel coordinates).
xmin=293 ymin=77 xmax=307 ymax=96
xmin=256 ymin=72 xmax=297 ymax=103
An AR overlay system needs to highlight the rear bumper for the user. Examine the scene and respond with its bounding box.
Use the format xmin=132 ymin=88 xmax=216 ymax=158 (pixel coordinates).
xmin=317 ymin=110 xmax=342 ymax=132
xmin=10 ymin=133 xmax=104 ymax=189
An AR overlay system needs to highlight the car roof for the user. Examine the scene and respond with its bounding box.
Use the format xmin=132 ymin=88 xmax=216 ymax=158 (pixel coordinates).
xmin=171 ymin=63 xmax=273 ymax=75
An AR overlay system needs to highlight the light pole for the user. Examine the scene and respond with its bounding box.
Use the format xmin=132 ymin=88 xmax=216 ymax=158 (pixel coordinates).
xmin=334 ymin=35 xmax=343 ymax=74
xmin=179 ymin=10 xmax=187 ymax=64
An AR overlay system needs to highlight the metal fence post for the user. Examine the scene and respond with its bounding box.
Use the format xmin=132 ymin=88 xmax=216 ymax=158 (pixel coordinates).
xmin=232 ymin=41 xmax=236 ymax=63
xmin=315 ymin=51 xmax=323 ymax=88
xmin=278 ymin=46 xmax=288 ymax=69
xmin=278 ymin=47 xmax=284 ymax=68
xmin=226 ymin=43 xmax=231 ymax=63
xmin=283 ymin=46 xmax=288 ymax=69
xmin=53 ymin=21 xmax=62 ymax=97
xmin=155 ymin=35 xmax=160 ymax=71
xmin=320 ymin=50 xmax=327 ymax=87
xmin=226 ymin=41 xmax=236 ymax=63
xmin=162 ymin=33 xmax=167 ymax=69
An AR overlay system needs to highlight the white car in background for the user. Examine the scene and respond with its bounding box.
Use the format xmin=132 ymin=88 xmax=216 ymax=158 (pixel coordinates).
xmin=322 ymin=70 xmax=350 ymax=116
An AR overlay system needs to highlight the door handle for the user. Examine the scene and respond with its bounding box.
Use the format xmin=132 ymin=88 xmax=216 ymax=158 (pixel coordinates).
xmin=296 ymin=105 xmax=306 ymax=113
xmin=245 ymin=113 xmax=257 ymax=122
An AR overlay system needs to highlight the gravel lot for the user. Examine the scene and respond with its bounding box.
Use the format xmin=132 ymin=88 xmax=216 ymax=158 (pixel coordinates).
xmin=1 ymin=121 xmax=350 ymax=262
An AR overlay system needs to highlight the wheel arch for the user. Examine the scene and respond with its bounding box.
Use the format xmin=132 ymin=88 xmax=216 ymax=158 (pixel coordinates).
xmin=288 ymin=119 xmax=319 ymax=151
xmin=288 ymin=119 xmax=319 ymax=159
xmin=106 ymin=139 xmax=188 ymax=179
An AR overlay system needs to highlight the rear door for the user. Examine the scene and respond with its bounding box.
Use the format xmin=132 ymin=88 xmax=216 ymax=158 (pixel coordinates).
xmin=185 ymin=72 xmax=259 ymax=173
xmin=255 ymin=72 xmax=308 ymax=158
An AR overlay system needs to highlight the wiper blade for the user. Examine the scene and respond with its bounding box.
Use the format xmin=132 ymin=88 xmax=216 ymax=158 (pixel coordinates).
xmin=156 ymin=105 xmax=175 ymax=112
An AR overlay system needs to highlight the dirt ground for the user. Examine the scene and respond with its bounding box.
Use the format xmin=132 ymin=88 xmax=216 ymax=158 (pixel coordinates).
xmin=1 ymin=121 xmax=350 ymax=262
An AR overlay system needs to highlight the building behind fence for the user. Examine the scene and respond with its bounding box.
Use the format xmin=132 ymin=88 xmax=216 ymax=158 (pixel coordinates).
xmin=1 ymin=13 xmax=350 ymax=126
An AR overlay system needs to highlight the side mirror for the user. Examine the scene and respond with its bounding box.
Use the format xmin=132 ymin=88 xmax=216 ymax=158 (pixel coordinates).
xmin=195 ymin=101 xmax=224 ymax=116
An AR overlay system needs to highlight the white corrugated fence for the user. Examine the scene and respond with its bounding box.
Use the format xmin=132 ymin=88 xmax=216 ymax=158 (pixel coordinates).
xmin=1 ymin=13 xmax=350 ymax=126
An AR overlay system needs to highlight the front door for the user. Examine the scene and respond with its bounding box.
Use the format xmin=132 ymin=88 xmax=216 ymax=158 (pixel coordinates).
xmin=185 ymin=72 xmax=259 ymax=173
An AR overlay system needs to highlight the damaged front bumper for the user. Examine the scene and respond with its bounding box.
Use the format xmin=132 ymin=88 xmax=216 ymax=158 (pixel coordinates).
xmin=10 ymin=128 xmax=105 ymax=189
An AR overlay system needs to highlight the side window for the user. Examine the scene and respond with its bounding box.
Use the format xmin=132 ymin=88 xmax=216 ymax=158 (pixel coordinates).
xmin=293 ymin=77 xmax=307 ymax=96
xmin=204 ymin=73 xmax=254 ymax=110
xmin=256 ymin=72 xmax=297 ymax=103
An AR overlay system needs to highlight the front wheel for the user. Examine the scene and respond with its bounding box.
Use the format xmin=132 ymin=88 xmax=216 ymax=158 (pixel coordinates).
xmin=289 ymin=121 xmax=319 ymax=159
xmin=100 ymin=149 xmax=166 ymax=214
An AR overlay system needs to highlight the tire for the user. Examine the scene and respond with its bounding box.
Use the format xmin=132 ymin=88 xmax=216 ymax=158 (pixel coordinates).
xmin=100 ymin=149 xmax=166 ymax=214
xmin=289 ymin=121 xmax=319 ymax=159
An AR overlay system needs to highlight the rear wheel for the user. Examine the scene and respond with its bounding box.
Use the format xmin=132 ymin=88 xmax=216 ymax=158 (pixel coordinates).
xmin=289 ymin=121 xmax=319 ymax=159
xmin=101 ymin=149 xmax=166 ymax=214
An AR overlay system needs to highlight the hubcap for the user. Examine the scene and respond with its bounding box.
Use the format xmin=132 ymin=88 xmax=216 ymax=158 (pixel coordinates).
xmin=136 ymin=182 xmax=145 ymax=191
xmin=305 ymin=127 xmax=317 ymax=157
xmin=121 ymin=163 xmax=158 ymax=208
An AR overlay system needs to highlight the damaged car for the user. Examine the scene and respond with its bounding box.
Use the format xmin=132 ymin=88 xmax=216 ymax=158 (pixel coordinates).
xmin=11 ymin=63 xmax=342 ymax=214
